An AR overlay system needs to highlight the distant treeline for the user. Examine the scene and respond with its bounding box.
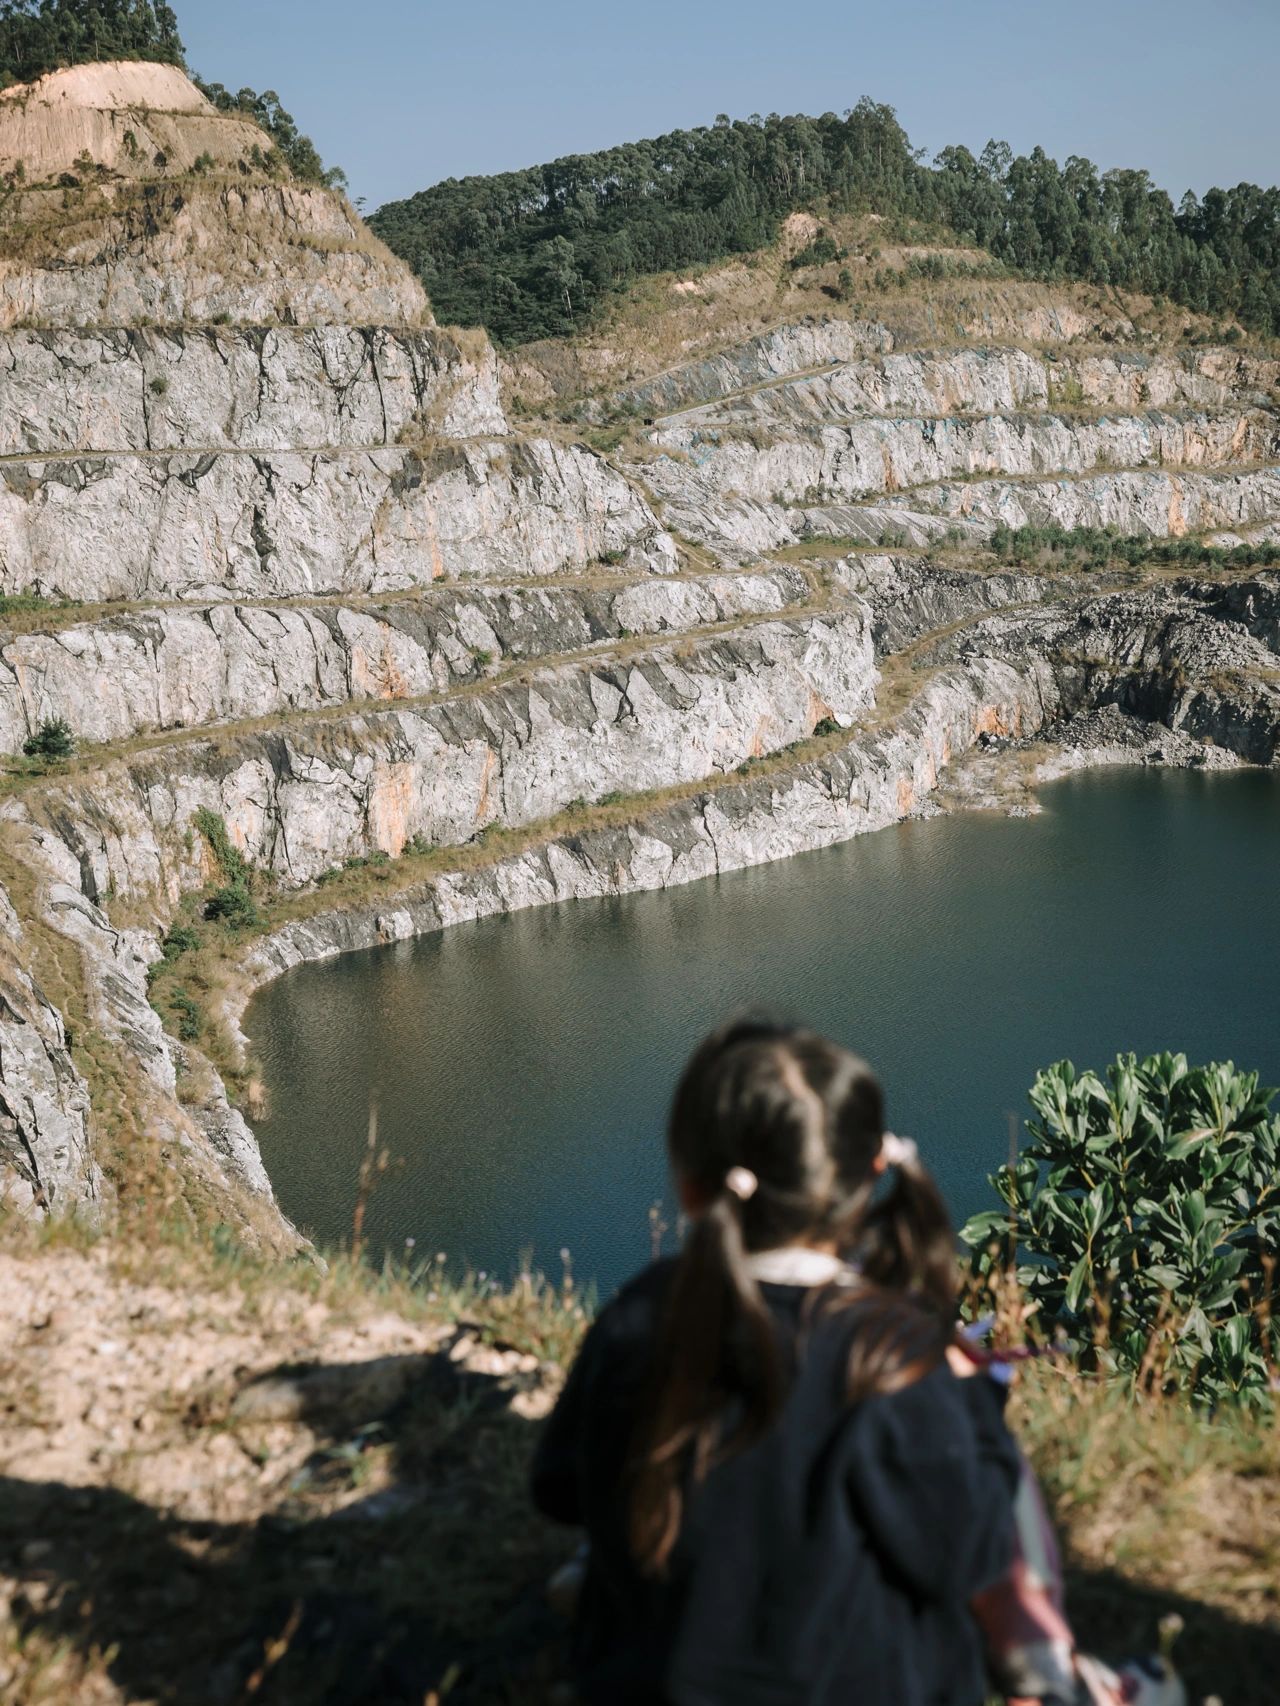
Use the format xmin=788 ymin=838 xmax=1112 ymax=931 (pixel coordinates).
xmin=369 ymin=103 xmax=1280 ymax=346
xmin=0 ymin=0 xmax=183 ymax=87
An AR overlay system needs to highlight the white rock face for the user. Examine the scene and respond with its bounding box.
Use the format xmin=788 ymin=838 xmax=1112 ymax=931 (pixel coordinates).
xmin=237 ymin=648 xmax=1062 ymax=997
xmin=649 ymin=408 xmax=1276 ymax=512
xmin=0 ymin=569 xmax=809 ymax=754
xmin=20 ymin=608 xmax=877 ymax=895
xmin=662 ymin=346 xmax=1280 ymax=431
xmin=647 ymin=460 xmax=1280 ymax=559
xmin=0 ymin=439 xmax=677 ymax=601
xmin=0 ymin=881 xmax=99 ymax=1217
xmin=604 ymin=317 xmax=895 ymax=415
xmin=870 ymin=466 xmax=1280 ymax=536
xmin=0 ymin=326 xmax=507 ymax=455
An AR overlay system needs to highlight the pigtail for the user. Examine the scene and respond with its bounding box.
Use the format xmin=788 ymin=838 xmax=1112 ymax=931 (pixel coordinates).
xmin=627 ymin=1018 xmax=956 ymax=1575
xmin=858 ymin=1147 xmax=957 ymax=1316
xmin=628 ymin=1189 xmax=782 ymax=1576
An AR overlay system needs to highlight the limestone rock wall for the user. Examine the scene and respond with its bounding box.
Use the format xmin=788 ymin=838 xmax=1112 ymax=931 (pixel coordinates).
xmin=0 ymin=881 xmax=98 ymax=1217
xmin=861 ymin=466 xmax=1280 ymax=538
xmin=600 ymin=317 xmax=895 ymax=416
xmin=663 ymin=346 xmax=1280 ymax=431
xmin=235 ymin=650 xmax=1061 ymax=998
xmin=0 ymin=439 xmax=677 ymax=602
xmin=0 ymin=326 xmax=506 ymax=455
xmin=13 ymin=607 xmax=877 ymax=898
xmin=648 ymin=407 xmax=1277 ymax=510
xmin=0 ymin=569 xmax=809 ymax=754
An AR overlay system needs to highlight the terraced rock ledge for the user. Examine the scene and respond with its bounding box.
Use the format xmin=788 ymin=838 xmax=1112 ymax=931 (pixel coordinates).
xmin=1 ymin=65 xmax=1278 ymax=1246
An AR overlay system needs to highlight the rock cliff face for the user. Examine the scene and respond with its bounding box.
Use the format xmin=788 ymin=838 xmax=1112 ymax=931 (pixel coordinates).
xmin=0 ymin=438 xmax=674 ymax=602
xmin=0 ymin=569 xmax=807 ymax=754
xmin=1 ymin=63 xmax=1278 ymax=1239
xmin=0 ymin=325 xmax=506 ymax=453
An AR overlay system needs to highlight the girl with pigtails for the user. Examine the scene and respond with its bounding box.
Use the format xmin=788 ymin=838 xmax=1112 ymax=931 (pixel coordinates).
xmin=532 ymin=1019 xmax=1187 ymax=1706
xmin=532 ymin=1017 xmax=1020 ymax=1706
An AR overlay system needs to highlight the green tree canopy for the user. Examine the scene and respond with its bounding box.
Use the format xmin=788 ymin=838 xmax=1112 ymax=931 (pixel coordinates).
xmin=369 ymin=102 xmax=1280 ymax=347
xmin=193 ymin=80 xmax=347 ymax=189
xmin=0 ymin=0 xmax=184 ymax=88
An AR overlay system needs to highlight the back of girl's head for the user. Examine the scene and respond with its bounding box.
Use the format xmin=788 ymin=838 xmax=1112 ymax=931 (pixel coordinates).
xmin=668 ymin=1018 xmax=886 ymax=1252
xmin=629 ymin=1017 xmax=957 ymax=1574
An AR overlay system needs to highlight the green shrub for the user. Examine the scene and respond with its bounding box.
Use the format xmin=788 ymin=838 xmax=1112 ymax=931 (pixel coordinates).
xmin=203 ymin=883 xmax=259 ymax=928
xmin=342 ymin=850 xmax=391 ymax=872
xmin=148 ymin=375 xmax=169 ymax=396
xmin=0 ymin=590 xmax=64 ymax=618
xmin=812 ymin=716 xmax=841 ymax=738
xmin=789 ymin=231 xmax=843 ymax=270
xmin=160 ymin=921 xmax=201 ymax=962
xmin=962 ymin=1054 xmax=1280 ymax=1406
xmin=167 ymin=987 xmax=202 ymax=1043
xmin=986 ymin=522 xmax=1280 ymax=573
xmin=22 ymin=717 xmax=74 ymax=761
xmin=192 ymin=808 xmax=249 ymax=886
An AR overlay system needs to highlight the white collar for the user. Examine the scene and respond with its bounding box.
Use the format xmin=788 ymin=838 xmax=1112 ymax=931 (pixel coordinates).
xmin=744 ymin=1247 xmax=850 ymax=1286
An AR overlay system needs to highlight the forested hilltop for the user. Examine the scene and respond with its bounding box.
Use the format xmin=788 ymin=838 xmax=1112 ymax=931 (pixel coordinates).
xmin=371 ymin=101 xmax=1280 ymax=345
xmin=0 ymin=0 xmax=182 ymax=85
xmin=0 ymin=0 xmax=344 ymax=184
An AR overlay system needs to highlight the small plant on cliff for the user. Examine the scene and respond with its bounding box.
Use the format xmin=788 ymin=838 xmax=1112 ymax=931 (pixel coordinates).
xmin=203 ymin=883 xmax=259 ymax=928
xmin=193 ymin=807 xmax=247 ymax=884
xmin=962 ymin=1053 xmax=1280 ymax=1406
xmin=146 ymin=919 xmax=202 ymax=990
xmin=21 ymin=716 xmax=74 ymax=762
xmin=167 ymin=986 xmax=202 ymax=1042
xmin=193 ymin=808 xmax=260 ymax=929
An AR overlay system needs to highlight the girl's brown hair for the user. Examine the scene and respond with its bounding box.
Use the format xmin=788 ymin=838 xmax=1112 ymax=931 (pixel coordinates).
xmin=628 ymin=1018 xmax=956 ymax=1574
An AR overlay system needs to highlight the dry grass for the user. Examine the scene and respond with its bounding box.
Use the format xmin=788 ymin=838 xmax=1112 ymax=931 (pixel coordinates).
xmin=502 ymin=208 xmax=1248 ymax=414
xmin=0 ymin=1218 xmax=1274 ymax=1705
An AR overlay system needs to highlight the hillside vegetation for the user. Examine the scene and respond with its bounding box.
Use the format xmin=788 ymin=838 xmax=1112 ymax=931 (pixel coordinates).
xmin=0 ymin=0 xmax=182 ymax=88
xmin=371 ymin=101 xmax=1280 ymax=344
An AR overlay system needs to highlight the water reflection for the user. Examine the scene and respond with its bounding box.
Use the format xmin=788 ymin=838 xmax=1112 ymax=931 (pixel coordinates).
xmin=247 ymin=769 xmax=1280 ymax=1295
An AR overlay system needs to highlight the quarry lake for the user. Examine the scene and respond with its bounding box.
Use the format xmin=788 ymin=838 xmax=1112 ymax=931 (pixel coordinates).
xmin=246 ymin=768 xmax=1280 ymax=1297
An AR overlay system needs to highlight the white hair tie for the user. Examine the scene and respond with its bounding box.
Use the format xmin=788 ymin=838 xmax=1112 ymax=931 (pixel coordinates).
xmin=881 ymin=1133 xmax=918 ymax=1169
xmin=724 ymin=1166 xmax=759 ymax=1201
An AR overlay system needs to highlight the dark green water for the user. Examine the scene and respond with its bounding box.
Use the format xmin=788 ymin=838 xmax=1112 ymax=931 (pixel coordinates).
xmin=246 ymin=769 xmax=1280 ymax=1297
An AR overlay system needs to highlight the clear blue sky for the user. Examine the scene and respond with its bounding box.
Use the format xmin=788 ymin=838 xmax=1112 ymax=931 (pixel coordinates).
xmin=178 ymin=0 xmax=1279 ymax=213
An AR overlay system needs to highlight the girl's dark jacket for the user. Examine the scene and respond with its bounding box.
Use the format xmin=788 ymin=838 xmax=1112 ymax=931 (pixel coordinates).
xmin=531 ymin=1259 xmax=1020 ymax=1706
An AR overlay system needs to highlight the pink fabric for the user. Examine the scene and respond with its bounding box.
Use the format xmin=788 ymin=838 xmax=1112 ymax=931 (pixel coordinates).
xmin=971 ymin=1453 xmax=1078 ymax=1701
